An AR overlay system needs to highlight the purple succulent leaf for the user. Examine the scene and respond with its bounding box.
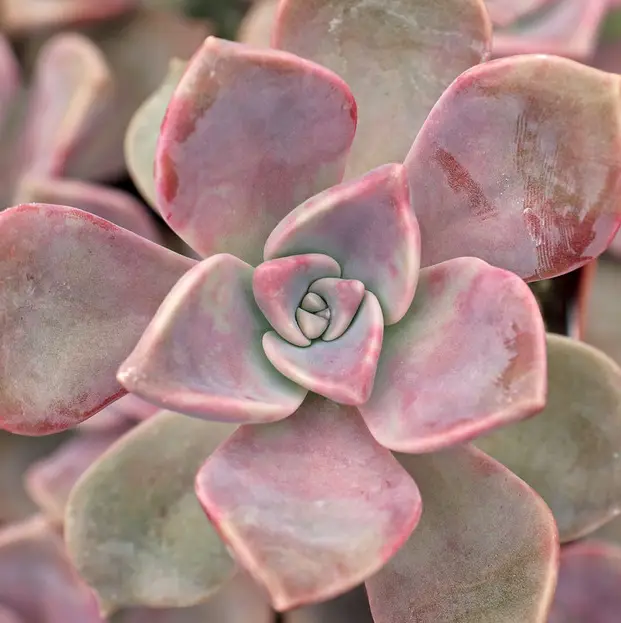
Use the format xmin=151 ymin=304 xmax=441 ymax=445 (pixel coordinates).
xmin=237 ymin=0 xmax=278 ymax=48
xmin=0 ymin=605 xmax=20 ymax=623
xmin=476 ymin=334 xmax=621 ymax=542
xmin=0 ymin=36 xmax=19 ymax=128
xmin=155 ymin=36 xmax=357 ymax=264
xmin=16 ymin=176 xmax=162 ymax=244
xmin=195 ymin=394 xmax=422 ymax=611
xmin=125 ymin=59 xmax=187 ymax=210
xmin=118 ymin=254 xmax=307 ymax=423
xmin=274 ymin=0 xmax=491 ymax=179
xmin=0 ymin=516 xmax=103 ymax=622
xmin=65 ymin=411 xmax=237 ymax=614
xmin=358 ymin=257 xmax=546 ymax=454
xmin=252 ymin=254 xmax=341 ymax=347
xmin=485 ymin=0 xmax=553 ymax=27
xmin=264 ymin=164 xmax=420 ymax=325
xmin=25 ymin=428 xmax=131 ymax=525
xmin=263 ymin=291 xmax=384 ymax=405
xmin=492 ymin=0 xmax=609 ymax=59
xmin=548 ymin=541 xmax=621 ymax=623
xmin=284 ymin=586 xmax=373 ymax=623
xmin=0 ymin=204 xmax=194 ymax=435
xmin=405 ymin=54 xmax=621 ymax=281
xmin=366 ymin=445 xmax=559 ymax=623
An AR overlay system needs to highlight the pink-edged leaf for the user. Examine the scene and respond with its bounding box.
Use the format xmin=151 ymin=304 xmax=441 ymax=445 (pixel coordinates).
xmin=285 ymin=586 xmax=373 ymax=623
xmin=548 ymin=541 xmax=621 ymax=623
xmin=1 ymin=0 xmax=137 ymax=34
xmin=25 ymin=429 xmax=131 ymax=524
xmin=366 ymin=445 xmax=558 ymax=623
xmin=0 ymin=35 xmax=19 ymax=128
xmin=118 ymin=254 xmax=307 ymax=423
xmin=264 ymin=164 xmax=420 ymax=325
xmin=16 ymin=176 xmax=161 ymax=243
xmin=405 ymin=54 xmax=621 ymax=281
xmin=492 ymin=0 xmax=609 ymax=59
xmin=485 ymin=0 xmax=554 ymax=27
xmin=263 ymin=291 xmax=384 ymax=405
xmin=358 ymin=257 xmax=546 ymax=454
xmin=274 ymin=0 xmax=491 ymax=179
xmin=237 ymin=0 xmax=278 ymax=48
xmin=477 ymin=334 xmax=621 ymax=542
xmin=0 ymin=516 xmax=102 ymax=622
xmin=252 ymin=254 xmax=341 ymax=347
xmin=66 ymin=411 xmax=236 ymax=613
xmin=155 ymin=36 xmax=356 ymax=265
xmin=195 ymin=394 xmax=422 ymax=611
xmin=0 ymin=204 xmax=194 ymax=435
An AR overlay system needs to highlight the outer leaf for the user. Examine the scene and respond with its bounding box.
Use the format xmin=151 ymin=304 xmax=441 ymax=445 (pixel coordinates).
xmin=358 ymin=257 xmax=546 ymax=453
xmin=0 ymin=204 xmax=194 ymax=434
xmin=0 ymin=516 xmax=102 ymax=622
xmin=485 ymin=0 xmax=553 ymax=27
xmin=476 ymin=334 xmax=621 ymax=542
xmin=195 ymin=394 xmax=422 ymax=611
xmin=405 ymin=54 xmax=621 ymax=281
xmin=548 ymin=541 xmax=621 ymax=623
xmin=237 ymin=0 xmax=278 ymax=48
xmin=155 ymin=36 xmax=356 ymax=264
xmin=264 ymin=164 xmax=420 ymax=325
xmin=366 ymin=445 xmax=558 ymax=623
xmin=285 ymin=586 xmax=373 ymax=623
xmin=125 ymin=59 xmax=187 ymax=209
xmin=118 ymin=254 xmax=307 ymax=423
xmin=0 ymin=606 xmax=19 ymax=623
xmin=274 ymin=0 xmax=491 ymax=178
xmin=65 ymin=411 xmax=236 ymax=614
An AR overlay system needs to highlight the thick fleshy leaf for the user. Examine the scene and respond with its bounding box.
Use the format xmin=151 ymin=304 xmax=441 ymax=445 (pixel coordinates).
xmin=0 ymin=204 xmax=194 ymax=434
xmin=66 ymin=411 xmax=236 ymax=613
xmin=366 ymin=445 xmax=558 ymax=623
xmin=274 ymin=0 xmax=491 ymax=178
xmin=359 ymin=257 xmax=546 ymax=454
xmin=25 ymin=429 xmax=131 ymax=524
xmin=16 ymin=176 xmax=161 ymax=243
xmin=125 ymin=59 xmax=187 ymax=209
xmin=485 ymin=0 xmax=553 ymax=27
xmin=119 ymin=254 xmax=307 ymax=423
xmin=0 ymin=516 xmax=102 ymax=622
xmin=78 ymin=395 xmax=157 ymax=433
xmin=265 ymin=164 xmax=419 ymax=325
xmin=285 ymin=586 xmax=373 ymax=623
xmin=195 ymin=394 xmax=422 ymax=611
xmin=155 ymin=36 xmax=356 ymax=265
xmin=237 ymin=0 xmax=278 ymax=47
xmin=405 ymin=54 xmax=621 ymax=281
xmin=263 ymin=291 xmax=384 ymax=405
xmin=476 ymin=334 xmax=621 ymax=542
xmin=253 ymin=254 xmax=341 ymax=347
xmin=548 ymin=541 xmax=621 ymax=623
xmin=0 ymin=606 xmax=19 ymax=623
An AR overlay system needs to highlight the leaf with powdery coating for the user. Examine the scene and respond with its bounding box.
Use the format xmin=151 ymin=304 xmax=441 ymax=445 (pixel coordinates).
xmin=405 ymin=55 xmax=621 ymax=281
xmin=195 ymin=394 xmax=422 ymax=611
xmin=274 ymin=0 xmax=491 ymax=179
xmin=476 ymin=334 xmax=621 ymax=542
xmin=125 ymin=59 xmax=187 ymax=210
xmin=118 ymin=254 xmax=307 ymax=424
xmin=65 ymin=411 xmax=236 ymax=614
xmin=0 ymin=204 xmax=194 ymax=435
xmin=366 ymin=445 xmax=558 ymax=623
xmin=155 ymin=36 xmax=356 ymax=265
xmin=358 ymin=257 xmax=546 ymax=454
xmin=0 ymin=516 xmax=102 ymax=623
xmin=548 ymin=541 xmax=621 ymax=623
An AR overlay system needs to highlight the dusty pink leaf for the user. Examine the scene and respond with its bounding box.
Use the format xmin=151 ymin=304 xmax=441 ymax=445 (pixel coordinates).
xmin=285 ymin=586 xmax=373 ymax=623
xmin=485 ymin=0 xmax=553 ymax=26
xmin=155 ymin=36 xmax=356 ymax=264
xmin=366 ymin=445 xmax=558 ymax=623
xmin=0 ymin=204 xmax=194 ymax=435
xmin=66 ymin=411 xmax=236 ymax=613
xmin=548 ymin=541 xmax=621 ymax=623
xmin=405 ymin=54 xmax=621 ymax=281
xmin=119 ymin=254 xmax=307 ymax=423
xmin=25 ymin=429 xmax=131 ymax=524
xmin=252 ymin=254 xmax=341 ymax=347
xmin=237 ymin=0 xmax=278 ymax=48
xmin=0 ymin=605 xmax=20 ymax=623
xmin=274 ymin=0 xmax=491 ymax=179
xmin=477 ymin=334 xmax=621 ymax=542
xmin=195 ymin=394 xmax=421 ymax=611
xmin=358 ymin=257 xmax=546 ymax=454
xmin=264 ymin=164 xmax=420 ymax=325
xmin=16 ymin=176 xmax=161 ymax=243
xmin=0 ymin=516 xmax=102 ymax=622
xmin=263 ymin=291 xmax=384 ymax=405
